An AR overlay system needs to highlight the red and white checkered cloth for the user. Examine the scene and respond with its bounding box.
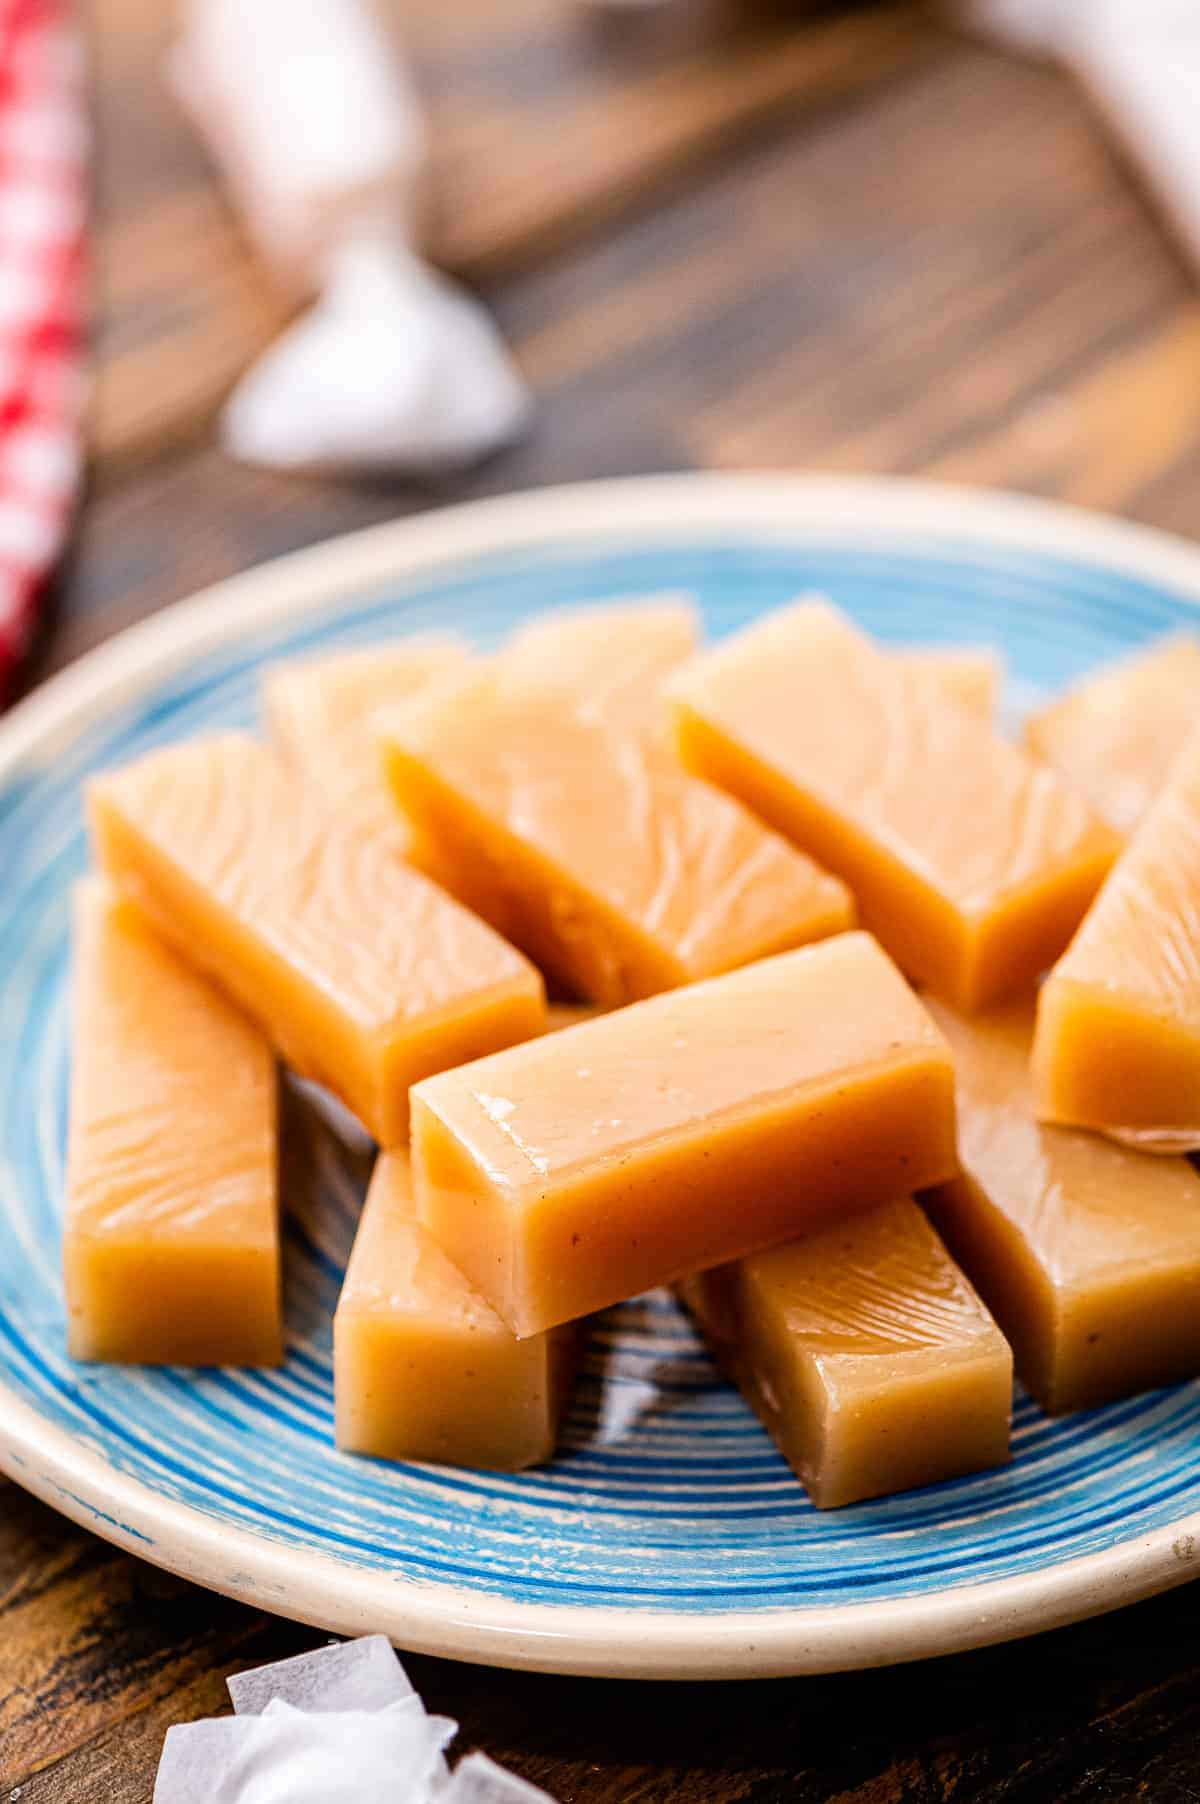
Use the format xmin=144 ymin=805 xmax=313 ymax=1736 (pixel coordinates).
xmin=0 ymin=0 xmax=85 ymax=704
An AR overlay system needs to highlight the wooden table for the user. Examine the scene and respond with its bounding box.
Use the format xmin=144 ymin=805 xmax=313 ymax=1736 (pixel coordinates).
xmin=7 ymin=3 xmax=1200 ymax=1796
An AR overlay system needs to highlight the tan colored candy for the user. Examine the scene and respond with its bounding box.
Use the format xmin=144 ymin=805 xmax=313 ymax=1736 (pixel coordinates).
xmin=930 ymin=999 xmax=1200 ymax=1410
xmin=682 ymin=1197 xmax=1011 ymax=1508
xmin=1026 ymin=634 xmax=1200 ymax=835
xmin=668 ymin=599 xmax=1118 ymax=1009
xmin=335 ymin=1152 xmax=581 ymax=1470
xmin=91 ymin=734 xmax=545 ymax=1145
xmin=262 ymin=635 xmax=470 ymax=855
xmin=411 ymin=932 xmax=958 ymax=1338
xmin=898 ymin=645 xmax=1003 ymax=718
xmin=65 ymin=882 xmax=281 ymax=1367
xmin=1033 ymin=724 xmax=1200 ymax=1151
xmin=382 ymin=602 xmax=853 ymax=1007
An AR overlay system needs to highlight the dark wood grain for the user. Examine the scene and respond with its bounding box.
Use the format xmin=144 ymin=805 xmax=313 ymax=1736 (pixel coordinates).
xmin=92 ymin=0 xmax=943 ymax=470
xmin=56 ymin=35 xmax=1200 ymax=673
xmin=12 ymin=7 xmax=1200 ymax=1801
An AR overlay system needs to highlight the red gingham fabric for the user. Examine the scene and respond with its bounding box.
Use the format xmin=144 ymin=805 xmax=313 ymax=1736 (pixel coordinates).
xmin=0 ymin=0 xmax=85 ymax=704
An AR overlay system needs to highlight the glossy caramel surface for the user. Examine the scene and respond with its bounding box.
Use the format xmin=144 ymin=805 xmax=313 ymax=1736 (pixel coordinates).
xmin=417 ymin=932 xmax=948 ymax=1188
xmin=930 ymin=999 xmax=1200 ymax=1410
xmin=383 ymin=602 xmax=852 ymax=1005
xmin=502 ymin=595 xmax=701 ymax=722
xmin=668 ymin=599 xmax=1119 ymax=1007
xmin=683 ymin=1197 xmax=1011 ymax=1508
xmin=66 ymin=882 xmax=281 ymax=1366
xmin=1033 ymin=724 xmax=1200 ymax=1145
xmin=262 ymin=636 xmax=470 ymax=851
xmin=1026 ymin=634 xmax=1200 ymax=835
xmin=90 ymin=734 xmax=545 ymax=1142
xmin=335 ymin=1152 xmax=576 ymax=1470
xmin=411 ymin=932 xmax=959 ymax=1336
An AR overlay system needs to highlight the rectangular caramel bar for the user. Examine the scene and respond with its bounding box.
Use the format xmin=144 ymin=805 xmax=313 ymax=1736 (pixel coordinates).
xmin=1032 ymin=724 xmax=1200 ymax=1150
xmin=681 ymin=1197 xmax=1011 ymax=1508
xmin=90 ymin=734 xmax=545 ymax=1145
xmin=390 ymin=598 xmax=714 ymax=951
xmin=929 ymin=999 xmax=1200 ymax=1410
xmin=382 ymin=612 xmax=853 ymax=1007
xmin=1025 ymin=633 xmax=1200 ymax=834
xmin=502 ymin=595 xmax=700 ymax=721
xmin=667 ymin=600 xmax=1118 ymax=1009
xmin=334 ymin=1152 xmax=580 ymax=1469
xmin=898 ymin=646 xmax=1003 ymax=718
xmin=411 ymin=931 xmax=958 ymax=1337
xmin=262 ymin=636 xmax=469 ymax=854
xmin=65 ymin=882 xmax=281 ymax=1366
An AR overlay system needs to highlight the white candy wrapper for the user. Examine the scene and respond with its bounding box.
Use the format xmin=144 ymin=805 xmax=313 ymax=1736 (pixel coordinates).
xmin=221 ymin=236 xmax=530 ymax=474
xmin=154 ymin=1699 xmax=456 ymax=1804
xmin=170 ymin=0 xmax=425 ymax=288
xmin=170 ymin=0 xmax=530 ymax=473
xmin=155 ymin=1638 xmax=559 ymax=1804
xmin=956 ymin=0 xmax=1086 ymax=57
xmin=227 ymin=1634 xmax=413 ymax=1716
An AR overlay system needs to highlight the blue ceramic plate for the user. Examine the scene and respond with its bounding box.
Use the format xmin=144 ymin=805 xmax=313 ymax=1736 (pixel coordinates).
xmin=4 ymin=474 xmax=1200 ymax=1679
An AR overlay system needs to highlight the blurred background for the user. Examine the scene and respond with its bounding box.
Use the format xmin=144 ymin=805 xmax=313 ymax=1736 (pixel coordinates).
xmin=23 ymin=0 xmax=1200 ymax=685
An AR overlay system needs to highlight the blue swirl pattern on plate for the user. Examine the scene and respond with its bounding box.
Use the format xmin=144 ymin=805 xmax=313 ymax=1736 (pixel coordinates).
xmin=2 ymin=532 xmax=1198 ymax=1614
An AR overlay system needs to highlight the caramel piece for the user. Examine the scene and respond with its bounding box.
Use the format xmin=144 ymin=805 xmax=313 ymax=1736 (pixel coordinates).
xmin=929 ymin=999 xmax=1200 ymax=1410
xmin=681 ymin=1198 xmax=1011 ymax=1508
xmin=1032 ymin=725 xmax=1200 ymax=1150
xmin=90 ymin=734 xmax=545 ymax=1146
xmin=511 ymin=604 xmax=999 ymax=719
xmin=508 ymin=605 xmax=1000 ymax=718
xmin=382 ymin=629 xmax=853 ymax=1008
xmin=898 ymin=646 xmax=1003 ymax=718
xmin=65 ymin=882 xmax=281 ymax=1366
xmin=502 ymin=594 xmax=700 ymax=721
xmin=1025 ymin=634 xmax=1200 ymax=834
xmin=392 ymin=598 xmax=708 ymax=950
xmin=543 ymin=1001 xmax=607 ymax=1033
xmin=668 ymin=599 xmax=1118 ymax=1009
xmin=411 ymin=931 xmax=958 ymax=1337
xmin=262 ymin=636 xmax=470 ymax=855
xmin=334 ymin=1152 xmax=580 ymax=1469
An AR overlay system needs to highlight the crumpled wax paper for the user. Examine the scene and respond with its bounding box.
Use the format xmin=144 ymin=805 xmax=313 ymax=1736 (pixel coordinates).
xmin=154 ymin=1636 xmax=557 ymax=1804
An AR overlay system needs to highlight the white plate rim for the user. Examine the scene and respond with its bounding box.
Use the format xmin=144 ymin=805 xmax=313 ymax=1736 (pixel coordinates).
xmin=5 ymin=469 xmax=1200 ymax=1680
